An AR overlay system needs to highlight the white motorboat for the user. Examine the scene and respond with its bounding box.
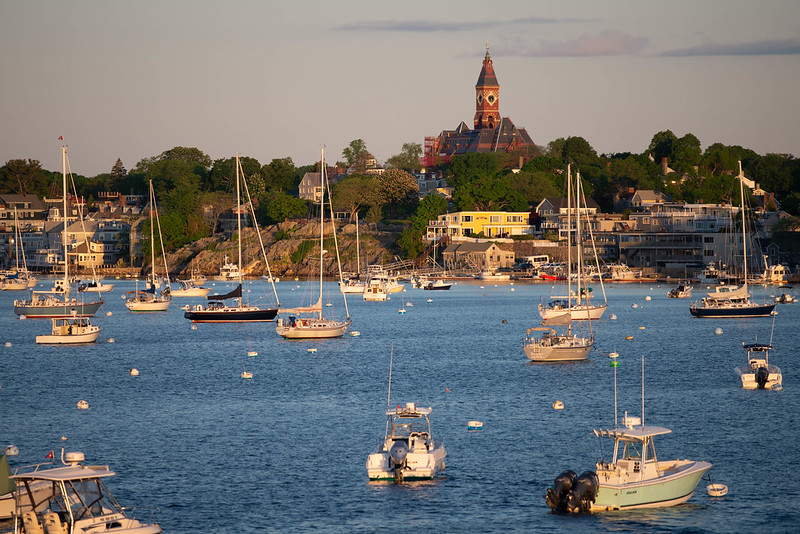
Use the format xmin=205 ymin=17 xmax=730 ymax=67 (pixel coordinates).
xmin=667 ymin=284 xmax=693 ymax=298
xmin=77 ymin=279 xmax=114 ymax=293
xmin=171 ymin=279 xmax=211 ymax=297
xmin=366 ymin=402 xmax=446 ymax=482
xmin=479 ymin=270 xmax=511 ymax=281
xmin=36 ymin=317 xmax=100 ymax=344
xmin=276 ymin=148 xmax=350 ymax=339
xmin=125 ymin=181 xmax=172 ymax=313
xmin=545 ymin=353 xmax=711 ymax=512
xmin=423 ymin=279 xmax=451 ymax=291
xmin=736 ymin=342 xmax=782 ymax=390
xmin=214 ymin=255 xmax=241 ymax=281
xmin=13 ymin=145 xmax=103 ymax=318
xmin=11 ymin=450 xmax=161 ymax=533
xmin=363 ymin=278 xmax=388 ymax=301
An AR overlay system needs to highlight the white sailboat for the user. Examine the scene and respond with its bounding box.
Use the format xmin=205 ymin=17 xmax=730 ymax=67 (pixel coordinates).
xmin=339 ymin=212 xmax=368 ymax=294
xmin=524 ymin=165 xmax=594 ymax=362
xmin=14 ymin=144 xmax=104 ymax=318
xmin=538 ymin=168 xmax=607 ymax=322
xmin=184 ymin=154 xmax=280 ymax=322
xmin=125 ymin=181 xmax=172 ymax=312
xmin=276 ymin=147 xmax=350 ymax=339
xmin=1 ymin=207 xmax=37 ymax=290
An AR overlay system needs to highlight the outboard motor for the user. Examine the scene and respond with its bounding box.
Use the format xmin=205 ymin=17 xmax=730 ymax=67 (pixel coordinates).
xmin=545 ymin=470 xmax=577 ymax=512
xmin=566 ymin=471 xmax=599 ymax=513
xmin=389 ymin=441 xmax=409 ymax=482
xmin=755 ymin=366 xmax=770 ymax=389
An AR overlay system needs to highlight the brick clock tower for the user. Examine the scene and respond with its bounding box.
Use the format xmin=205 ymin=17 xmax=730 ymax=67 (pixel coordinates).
xmin=474 ymin=45 xmax=499 ymax=130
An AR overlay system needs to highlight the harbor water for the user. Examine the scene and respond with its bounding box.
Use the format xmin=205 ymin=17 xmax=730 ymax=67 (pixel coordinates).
xmin=1 ymin=279 xmax=799 ymax=532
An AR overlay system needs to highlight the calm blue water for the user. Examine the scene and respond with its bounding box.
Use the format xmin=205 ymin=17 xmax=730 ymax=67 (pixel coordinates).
xmin=1 ymin=279 xmax=799 ymax=533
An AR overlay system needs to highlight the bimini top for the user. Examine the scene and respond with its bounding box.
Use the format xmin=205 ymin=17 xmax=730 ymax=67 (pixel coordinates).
xmin=385 ymin=402 xmax=432 ymax=417
xmin=743 ymin=342 xmax=772 ymax=352
xmin=593 ymin=425 xmax=672 ymax=441
xmin=12 ymin=464 xmax=115 ymax=483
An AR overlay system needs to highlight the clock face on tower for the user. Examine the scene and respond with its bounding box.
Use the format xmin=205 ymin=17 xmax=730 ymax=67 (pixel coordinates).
xmin=487 ymin=91 xmax=497 ymax=105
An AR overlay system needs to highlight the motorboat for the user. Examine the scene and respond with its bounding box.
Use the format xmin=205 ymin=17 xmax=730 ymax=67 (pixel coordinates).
xmin=77 ymin=279 xmax=114 ymax=293
xmin=423 ymin=279 xmax=451 ymax=291
xmin=545 ymin=353 xmax=711 ymax=512
xmin=11 ymin=450 xmax=161 ymax=533
xmin=736 ymin=342 xmax=782 ymax=390
xmin=479 ymin=270 xmax=511 ymax=281
xmin=690 ymin=162 xmax=775 ymax=318
xmin=35 ymin=317 xmax=100 ymax=344
xmin=366 ymin=402 xmax=446 ymax=482
xmin=363 ymin=278 xmax=388 ymax=301
xmin=214 ymin=255 xmax=242 ymax=281
xmin=171 ymin=279 xmax=211 ymax=297
xmin=523 ymin=326 xmax=592 ymax=362
xmin=667 ymin=284 xmax=693 ymax=298
xmin=276 ymin=148 xmax=350 ymax=339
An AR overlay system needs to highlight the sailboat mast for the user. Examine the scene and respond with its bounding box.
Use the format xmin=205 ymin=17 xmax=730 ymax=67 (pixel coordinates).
xmin=356 ymin=212 xmax=360 ymax=275
xmin=62 ymin=145 xmax=69 ymax=299
xmin=236 ymin=154 xmax=243 ymax=308
xmin=739 ymin=161 xmax=748 ymax=291
xmin=149 ymin=181 xmax=156 ymax=287
xmin=566 ymin=164 xmax=572 ymax=335
xmin=319 ymin=148 xmax=325 ymax=320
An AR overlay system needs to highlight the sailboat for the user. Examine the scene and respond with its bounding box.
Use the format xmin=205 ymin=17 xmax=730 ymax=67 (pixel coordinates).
xmin=538 ymin=169 xmax=607 ymax=322
xmin=339 ymin=212 xmax=368 ymax=294
xmin=184 ymin=154 xmax=280 ymax=323
xmin=1 ymin=208 xmax=37 ymax=291
xmin=690 ymin=161 xmax=776 ymax=318
xmin=524 ymin=165 xmax=593 ymax=362
xmin=13 ymin=144 xmax=103 ymax=318
xmin=276 ymin=147 xmax=350 ymax=339
xmin=125 ymin=181 xmax=172 ymax=312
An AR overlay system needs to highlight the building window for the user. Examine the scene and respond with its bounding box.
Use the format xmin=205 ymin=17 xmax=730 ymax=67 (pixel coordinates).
xmin=463 ymin=215 xmax=472 ymax=223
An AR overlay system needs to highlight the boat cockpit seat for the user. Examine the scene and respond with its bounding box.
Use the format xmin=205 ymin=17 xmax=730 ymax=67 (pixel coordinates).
xmin=22 ymin=511 xmax=44 ymax=534
xmin=42 ymin=512 xmax=67 ymax=534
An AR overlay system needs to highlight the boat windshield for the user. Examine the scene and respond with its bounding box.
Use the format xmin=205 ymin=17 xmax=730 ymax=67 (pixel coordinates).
xmin=50 ymin=478 xmax=122 ymax=520
xmin=388 ymin=414 xmax=430 ymax=440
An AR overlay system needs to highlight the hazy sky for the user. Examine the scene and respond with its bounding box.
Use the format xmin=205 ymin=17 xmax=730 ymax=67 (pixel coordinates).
xmin=2 ymin=0 xmax=799 ymax=176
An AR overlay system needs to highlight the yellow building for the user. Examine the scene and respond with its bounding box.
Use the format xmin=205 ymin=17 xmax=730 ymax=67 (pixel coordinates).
xmin=426 ymin=211 xmax=533 ymax=241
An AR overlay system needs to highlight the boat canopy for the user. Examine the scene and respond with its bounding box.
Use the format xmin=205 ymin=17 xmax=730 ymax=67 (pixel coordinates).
xmin=11 ymin=464 xmax=115 ymax=483
xmin=385 ymin=403 xmax=432 ymax=417
xmin=207 ymin=284 xmax=242 ymax=301
xmin=593 ymin=425 xmax=672 ymax=441
xmin=743 ymin=342 xmax=772 ymax=351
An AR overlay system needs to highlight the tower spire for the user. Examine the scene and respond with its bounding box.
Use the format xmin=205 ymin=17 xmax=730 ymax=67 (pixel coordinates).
xmin=474 ymin=45 xmax=499 ymax=130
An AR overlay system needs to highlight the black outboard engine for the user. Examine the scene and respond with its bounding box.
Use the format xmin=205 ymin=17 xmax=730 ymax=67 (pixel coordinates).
xmin=566 ymin=471 xmax=599 ymax=513
xmin=755 ymin=366 xmax=770 ymax=389
xmin=389 ymin=441 xmax=409 ymax=482
xmin=545 ymin=470 xmax=577 ymax=512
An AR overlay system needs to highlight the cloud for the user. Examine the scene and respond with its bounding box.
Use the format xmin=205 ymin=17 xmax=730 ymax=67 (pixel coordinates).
xmin=499 ymin=31 xmax=648 ymax=57
xmin=659 ymin=38 xmax=800 ymax=57
xmin=337 ymin=16 xmax=590 ymax=33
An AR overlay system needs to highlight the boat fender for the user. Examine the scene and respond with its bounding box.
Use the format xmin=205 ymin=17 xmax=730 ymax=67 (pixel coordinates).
xmin=545 ymin=469 xmax=577 ymax=512
xmin=566 ymin=471 xmax=599 ymax=513
xmin=755 ymin=367 xmax=770 ymax=389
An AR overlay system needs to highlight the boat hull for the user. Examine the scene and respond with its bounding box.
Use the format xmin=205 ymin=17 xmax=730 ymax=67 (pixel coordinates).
xmin=35 ymin=330 xmax=100 ymax=344
xmin=276 ymin=319 xmax=348 ymax=339
xmin=366 ymin=445 xmax=446 ymax=481
xmin=690 ymin=302 xmax=776 ymax=318
xmin=13 ymin=300 xmax=103 ymax=318
xmin=171 ymin=288 xmax=211 ymax=297
xmin=592 ymin=460 xmax=711 ymax=511
xmin=524 ymin=340 xmax=592 ymax=362
xmin=184 ymin=307 xmax=278 ymax=323
xmin=540 ymin=304 xmax=607 ymax=322
xmin=125 ymin=299 xmax=171 ymax=312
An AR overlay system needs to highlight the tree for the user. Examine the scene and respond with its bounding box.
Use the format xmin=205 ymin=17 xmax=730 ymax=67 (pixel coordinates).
xmin=385 ymin=142 xmax=422 ymax=172
xmin=647 ymin=130 xmax=677 ymax=164
xmin=342 ymin=139 xmax=368 ymax=167
xmin=261 ymin=157 xmax=298 ymax=192
xmin=671 ymin=133 xmax=702 ymax=174
xmin=547 ymin=137 xmax=599 ymax=166
xmin=201 ymin=191 xmax=236 ymax=234
xmin=331 ymin=175 xmax=379 ymax=221
xmin=397 ymin=194 xmax=448 ymax=258
xmin=109 ymin=158 xmax=127 ymax=189
xmin=0 ymin=159 xmax=45 ymax=196
xmin=159 ymin=146 xmax=213 ymax=169
xmin=377 ymin=169 xmax=419 ymax=218
xmin=256 ymin=190 xmax=308 ymax=224
xmin=208 ymin=156 xmax=262 ymax=192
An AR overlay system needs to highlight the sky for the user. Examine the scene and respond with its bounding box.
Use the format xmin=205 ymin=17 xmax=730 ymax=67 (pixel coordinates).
xmin=1 ymin=0 xmax=799 ymax=176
